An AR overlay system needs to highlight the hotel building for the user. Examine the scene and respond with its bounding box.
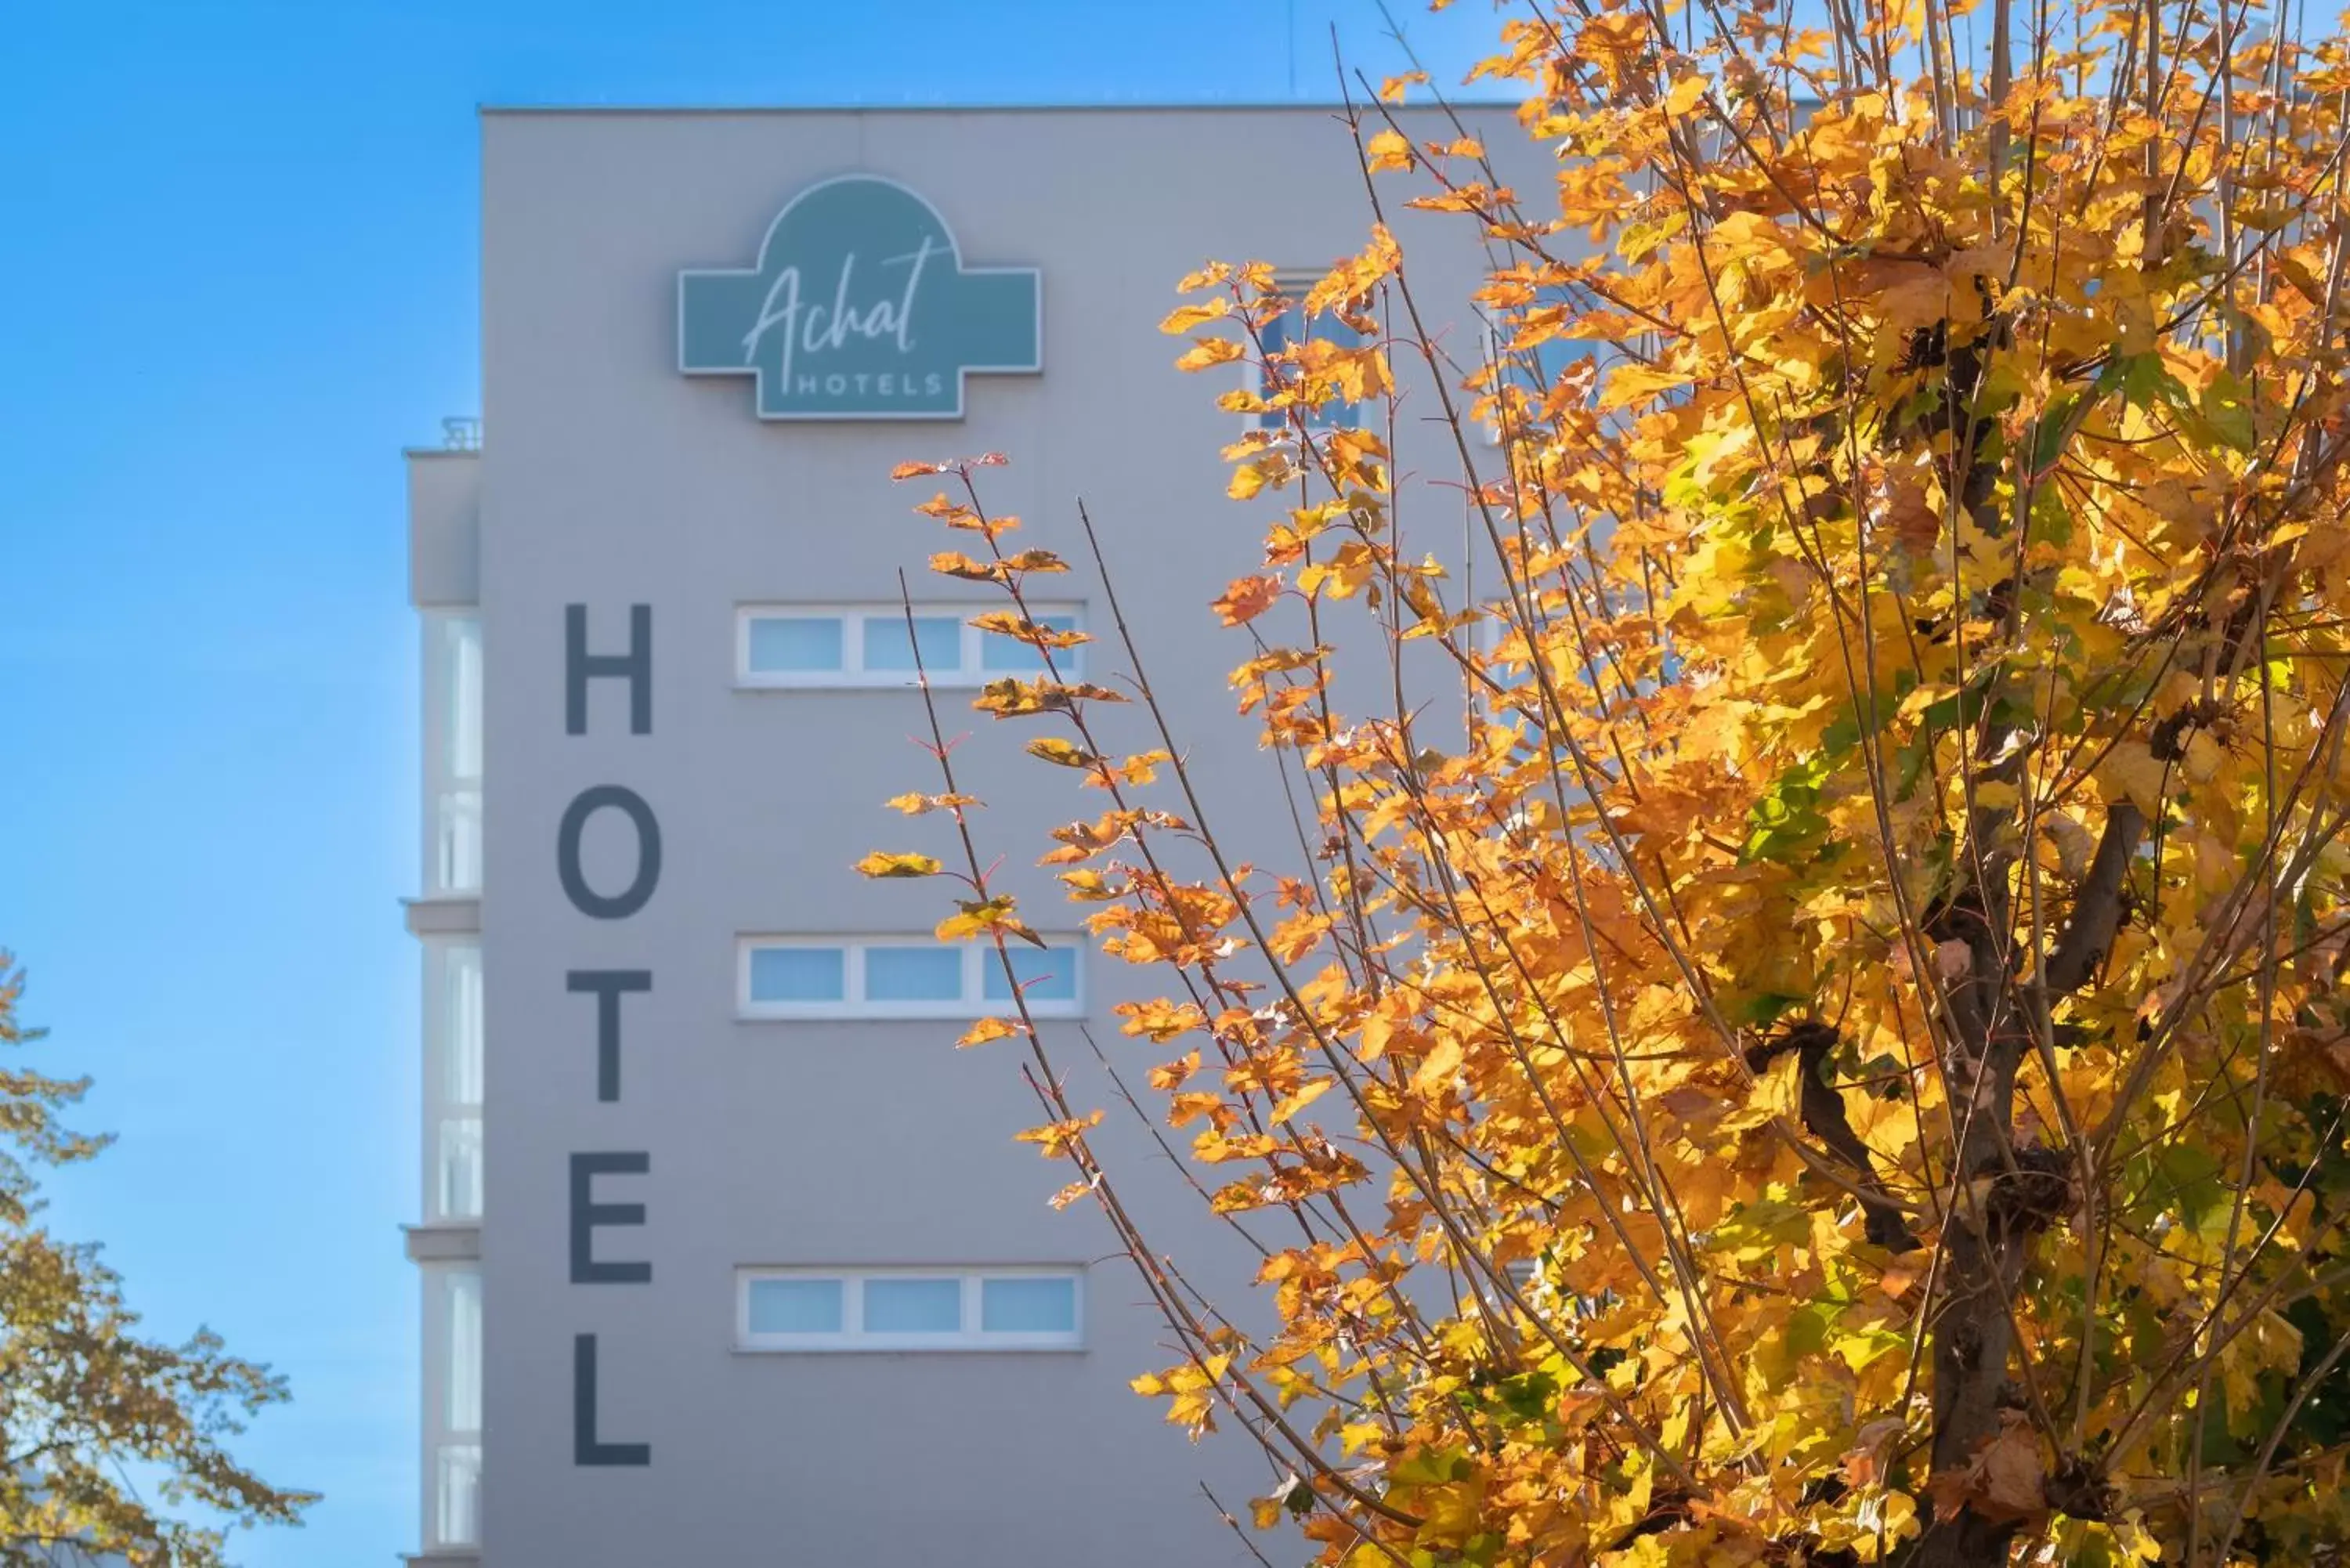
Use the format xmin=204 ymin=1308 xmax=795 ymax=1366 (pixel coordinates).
xmin=401 ymin=102 xmax=1541 ymax=1566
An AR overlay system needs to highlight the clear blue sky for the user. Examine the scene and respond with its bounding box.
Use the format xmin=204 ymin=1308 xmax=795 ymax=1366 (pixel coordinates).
xmin=0 ymin=1 xmax=1506 ymax=1562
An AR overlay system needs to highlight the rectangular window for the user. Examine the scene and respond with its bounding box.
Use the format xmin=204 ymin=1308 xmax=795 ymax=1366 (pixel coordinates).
xmin=1259 ymin=274 xmax=1367 ymax=431
xmin=981 ymin=1275 xmax=1079 ymax=1334
xmin=424 ymin=941 xmax=483 ymax=1223
xmin=423 ymin=612 xmax=483 ymax=895
xmin=425 ymin=1266 xmax=483 ymax=1548
xmin=747 ymin=616 xmax=843 ymax=674
xmin=736 ymin=1267 xmax=1083 ymax=1352
xmin=747 ymin=946 xmax=846 ymax=1005
xmin=737 ymin=604 xmax=1083 ymax=689
xmin=863 ymin=945 xmax=963 ymax=1002
xmin=737 ymin=938 xmax=1084 ymax=1021
xmin=745 ymin=1277 xmax=843 ymax=1335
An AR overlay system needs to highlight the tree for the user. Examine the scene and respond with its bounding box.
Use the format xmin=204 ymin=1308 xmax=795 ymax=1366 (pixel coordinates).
xmin=867 ymin=2 xmax=2350 ymax=1564
xmin=0 ymin=956 xmax=312 ymax=1566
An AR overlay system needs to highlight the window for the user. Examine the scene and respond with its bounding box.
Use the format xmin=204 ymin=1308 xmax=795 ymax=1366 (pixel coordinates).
xmin=736 ymin=1267 xmax=1083 ymax=1352
xmin=738 ymin=938 xmax=1084 ymax=1020
xmin=423 ymin=612 xmax=483 ymax=894
xmin=425 ymin=1266 xmax=482 ymax=1547
xmin=736 ymin=604 xmax=1083 ymax=689
xmin=425 ymin=941 xmax=483 ymax=1222
xmin=1259 ymin=273 xmax=1367 ymax=430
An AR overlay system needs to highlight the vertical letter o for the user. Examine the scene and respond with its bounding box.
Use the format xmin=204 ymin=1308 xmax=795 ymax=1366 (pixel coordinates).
xmin=559 ymin=786 xmax=661 ymax=919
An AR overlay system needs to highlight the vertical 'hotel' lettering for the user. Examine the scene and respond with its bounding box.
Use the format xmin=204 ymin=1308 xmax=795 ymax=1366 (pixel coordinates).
xmin=560 ymin=603 xmax=656 ymax=1468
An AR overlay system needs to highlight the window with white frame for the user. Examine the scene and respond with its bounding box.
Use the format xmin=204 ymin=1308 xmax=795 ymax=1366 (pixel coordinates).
xmin=423 ymin=612 xmax=483 ymax=894
xmin=736 ymin=1266 xmax=1083 ymax=1351
xmin=424 ymin=941 xmax=483 ymax=1223
xmin=425 ymin=1266 xmax=482 ymax=1548
xmin=736 ymin=937 xmax=1083 ymax=1020
xmin=736 ymin=604 xmax=1083 ymax=689
xmin=1257 ymin=272 xmax=1368 ymax=431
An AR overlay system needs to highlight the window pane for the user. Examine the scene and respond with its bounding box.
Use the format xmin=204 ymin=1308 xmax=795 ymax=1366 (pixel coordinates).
xmin=436 ymin=788 xmax=483 ymax=894
xmin=862 ymin=615 xmax=960 ymax=674
xmin=749 ymin=947 xmax=845 ymax=1004
xmin=442 ymin=945 xmax=483 ymax=1105
xmin=747 ymin=616 xmax=844 ymax=674
xmin=445 ymin=1271 xmax=482 ymax=1430
xmin=982 ymin=945 xmax=1079 ymax=1003
xmin=979 ymin=614 xmax=1079 ymax=674
xmin=863 ymin=946 xmax=963 ymax=1003
xmin=433 ymin=1443 xmax=481 ymax=1548
xmin=444 ymin=618 xmax=483 ymax=782
xmin=862 ymin=1277 xmax=962 ymax=1333
xmin=435 ymin=1117 xmax=483 ymax=1221
xmin=981 ymin=1276 xmax=1076 ymax=1334
xmin=747 ymin=1278 xmax=844 ymax=1334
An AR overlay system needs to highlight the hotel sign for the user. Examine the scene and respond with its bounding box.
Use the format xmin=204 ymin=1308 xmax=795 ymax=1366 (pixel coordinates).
xmin=678 ymin=175 xmax=1042 ymax=421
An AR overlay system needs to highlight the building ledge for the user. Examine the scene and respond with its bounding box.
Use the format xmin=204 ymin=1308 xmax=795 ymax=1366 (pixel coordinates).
xmin=404 ymin=1223 xmax=483 ymax=1263
xmin=405 ymin=1552 xmax=481 ymax=1566
xmin=405 ymin=897 xmax=482 ymax=937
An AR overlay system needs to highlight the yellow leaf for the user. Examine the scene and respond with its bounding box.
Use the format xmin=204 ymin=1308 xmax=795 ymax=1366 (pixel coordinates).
xmin=884 ymin=792 xmax=980 ymax=816
xmin=853 ymin=851 xmax=941 ymax=880
xmin=1758 ymin=1049 xmax=1806 ymax=1120
xmin=1015 ymin=1110 xmax=1104 ymax=1158
xmin=1027 ymin=736 xmax=1099 ymax=768
xmin=936 ymin=897 xmax=1036 ymax=942
xmin=1175 ymin=336 xmax=1244 ymax=372
xmin=957 ymin=1016 xmax=1022 ymax=1048
xmin=1161 ymin=299 xmax=1230 ymax=334
xmin=1365 ymin=128 xmax=1414 ymax=172
xmin=1271 ymin=1078 xmax=1336 ymax=1125
xmin=2096 ymin=739 xmax=2171 ymax=817
xmin=1598 ymin=361 xmax=1693 ymax=411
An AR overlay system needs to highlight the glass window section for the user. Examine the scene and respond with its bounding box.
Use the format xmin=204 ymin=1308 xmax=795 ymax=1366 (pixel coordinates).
xmin=748 ymin=616 xmax=845 ymax=674
xmin=446 ymin=1272 xmax=482 ymax=1429
xmin=433 ymin=1445 xmax=481 ymax=1548
xmin=863 ymin=946 xmax=963 ymax=1002
xmin=442 ymin=945 xmax=483 ymax=1105
xmin=983 ymin=945 xmax=1079 ymax=1003
xmin=444 ymin=617 xmax=483 ymax=782
xmin=862 ymin=1277 xmax=963 ymax=1334
xmin=749 ymin=947 xmax=844 ymax=1003
xmin=981 ymin=1277 xmax=1077 ymax=1334
xmin=862 ymin=615 xmax=960 ymax=674
xmin=435 ymin=1117 xmax=483 ymax=1221
xmin=747 ymin=1277 xmax=844 ymax=1335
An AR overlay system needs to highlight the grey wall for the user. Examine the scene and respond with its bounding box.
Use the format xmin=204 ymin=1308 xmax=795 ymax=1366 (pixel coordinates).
xmin=473 ymin=104 xmax=1549 ymax=1567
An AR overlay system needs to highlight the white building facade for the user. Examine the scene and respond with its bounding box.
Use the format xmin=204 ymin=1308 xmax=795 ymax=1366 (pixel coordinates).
xmin=401 ymin=104 xmax=1538 ymax=1566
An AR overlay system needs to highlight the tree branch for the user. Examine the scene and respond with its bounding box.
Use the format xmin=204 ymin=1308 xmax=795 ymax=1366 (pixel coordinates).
xmin=2043 ymin=800 xmax=2146 ymax=998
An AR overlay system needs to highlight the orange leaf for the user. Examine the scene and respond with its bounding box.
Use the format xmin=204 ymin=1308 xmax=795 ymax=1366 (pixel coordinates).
xmin=957 ymin=1016 xmax=1025 ymax=1048
xmin=1213 ymin=575 xmax=1285 ymax=626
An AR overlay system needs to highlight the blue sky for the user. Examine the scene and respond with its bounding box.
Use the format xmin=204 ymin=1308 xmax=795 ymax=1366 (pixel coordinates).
xmin=0 ymin=1 xmax=1507 ymax=1561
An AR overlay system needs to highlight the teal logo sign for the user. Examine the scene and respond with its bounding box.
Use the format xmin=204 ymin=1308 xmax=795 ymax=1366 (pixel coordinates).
xmin=678 ymin=175 xmax=1041 ymax=421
